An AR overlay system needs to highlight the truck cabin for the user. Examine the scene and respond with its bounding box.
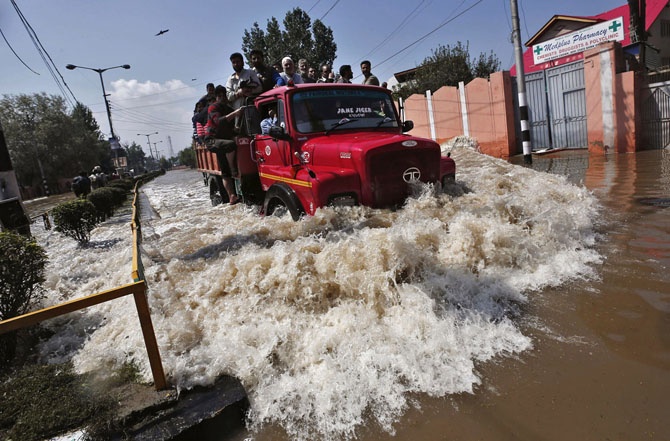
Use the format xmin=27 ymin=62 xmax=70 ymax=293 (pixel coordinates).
xmin=243 ymin=84 xmax=411 ymax=142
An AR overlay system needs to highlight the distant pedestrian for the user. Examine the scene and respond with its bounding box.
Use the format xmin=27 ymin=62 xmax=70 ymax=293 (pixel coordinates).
xmin=71 ymin=171 xmax=91 ymax=198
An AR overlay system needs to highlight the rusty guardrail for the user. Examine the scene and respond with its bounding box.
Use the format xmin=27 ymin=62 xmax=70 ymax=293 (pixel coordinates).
xmin=0 ymin=178 xmax=167 ymax=390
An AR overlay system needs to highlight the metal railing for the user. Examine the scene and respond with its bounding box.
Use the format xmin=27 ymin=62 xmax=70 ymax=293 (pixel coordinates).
xmin=0 ymin=179 xmax=167 ymax=390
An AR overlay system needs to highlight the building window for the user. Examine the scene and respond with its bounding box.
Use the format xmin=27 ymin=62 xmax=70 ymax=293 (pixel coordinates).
xmin=661 ymin=20 xmax=670 ymax=37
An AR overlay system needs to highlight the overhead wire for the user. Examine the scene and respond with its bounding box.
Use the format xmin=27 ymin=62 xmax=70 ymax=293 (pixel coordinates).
xmin=373 ymin=0 xmax=484 ymax=72
xmin=0 ymin=24 xmax=40 ymax=75
xmin=307 ymin=0 xmax=323 ymax=14
xmin=10 ymin=0 xmax=78 ymax=107
xmin=319 ymin=0 xmax=340 ymax=21
xmin=357 ymin=0 xmax=430 ymax=62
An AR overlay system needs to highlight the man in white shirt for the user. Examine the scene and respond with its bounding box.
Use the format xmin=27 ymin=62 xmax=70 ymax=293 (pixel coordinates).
xmin=226 ymin=52 xmax=262 ymax=110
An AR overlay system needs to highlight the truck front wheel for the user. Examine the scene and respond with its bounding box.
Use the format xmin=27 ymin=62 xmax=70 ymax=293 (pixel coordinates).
xmin=441 ymin=174 xmax=455 ymax=188
xmin=263 ymin=184 xmax=305 ymax=221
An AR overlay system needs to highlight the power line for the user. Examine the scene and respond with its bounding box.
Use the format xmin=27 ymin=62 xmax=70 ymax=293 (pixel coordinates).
xmin=0 ymin=24 xmax=40 ymax=75
xmin=307 ymin=0 xmax=323 ymax=14
xmin=10 ymin=0 xmax=78 ymax=106
xmin=357 ymin=0 xmax=430 ymax=62
xmin=319 ymin=0 xmax=340 ymax=21
xmin=374 ymin=0 xmax=484 ymax=72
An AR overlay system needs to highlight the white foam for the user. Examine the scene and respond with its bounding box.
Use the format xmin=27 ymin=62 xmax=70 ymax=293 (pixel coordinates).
xmin=32 ymin=141 xmax=602 ymax=440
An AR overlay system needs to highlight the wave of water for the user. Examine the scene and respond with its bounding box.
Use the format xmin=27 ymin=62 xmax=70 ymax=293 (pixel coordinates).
xmin=34 ymin=138 xmax=603 ymax=440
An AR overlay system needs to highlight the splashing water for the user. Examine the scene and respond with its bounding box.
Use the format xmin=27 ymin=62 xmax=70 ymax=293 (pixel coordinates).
xmin=33 ymin=138 xmax=602 ymax=440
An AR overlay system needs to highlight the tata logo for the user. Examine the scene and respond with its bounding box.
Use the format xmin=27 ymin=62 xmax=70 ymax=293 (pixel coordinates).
xmin=402 ymin=167 xmax=421 ymax=183
xmin=402 ymin=140 xmax=418 ymax=147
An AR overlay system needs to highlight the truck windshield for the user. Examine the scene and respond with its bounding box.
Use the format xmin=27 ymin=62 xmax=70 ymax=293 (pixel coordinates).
xmin=291 ymin=88 xmax=399 ymax=134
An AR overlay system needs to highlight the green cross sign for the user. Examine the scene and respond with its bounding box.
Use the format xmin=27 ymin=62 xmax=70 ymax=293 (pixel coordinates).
xmin=609 ymin=20 xmax=621 ymax=33
xmin=534 ymin=46 xmax=543 ymax=56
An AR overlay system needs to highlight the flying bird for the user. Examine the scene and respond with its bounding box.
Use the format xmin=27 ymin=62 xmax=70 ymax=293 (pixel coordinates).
xmin=155 ymin=29 xmax=169 ymax=36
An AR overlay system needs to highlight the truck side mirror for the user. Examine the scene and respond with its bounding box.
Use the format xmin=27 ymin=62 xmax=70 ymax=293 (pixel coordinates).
xmin=269 ymin=125 xmax=291 ymax=141
xmin=402 ymin=120 xmax=414 ymax=132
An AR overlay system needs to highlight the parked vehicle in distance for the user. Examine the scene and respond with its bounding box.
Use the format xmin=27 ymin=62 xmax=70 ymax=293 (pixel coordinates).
xmin=194 ymin=83 xmax=455 ymax=220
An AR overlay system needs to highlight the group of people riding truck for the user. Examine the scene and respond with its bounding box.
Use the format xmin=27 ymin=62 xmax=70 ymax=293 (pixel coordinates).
xmin=191 ymin=50 xmax=386 ymax=205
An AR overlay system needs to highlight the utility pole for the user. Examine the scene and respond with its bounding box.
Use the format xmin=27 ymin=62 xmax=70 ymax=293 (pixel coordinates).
xmin=629 ymin=0 xmax=647 ymax=70
xmin=153 ymin=141 xmax=163 ymax=161
xmin=510 ymin=0 xmax=532 ymax=164
xmin=167 ymin=136 xmax=174 ymax=158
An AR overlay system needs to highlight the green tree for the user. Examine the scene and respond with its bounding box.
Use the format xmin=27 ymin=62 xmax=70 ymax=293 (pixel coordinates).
xmin=68 ymin=102 xmax=111 ymax=174
xmin=265 ymin=17 xmax=284 ymax=66
xmin=124 ymin=142 xmax=146 ymax=173
xmin=0 ymin=93 xmax=69 ymax=189
xmin=241 ymin=8 xmax=337 ymax=71
xmin=312 ymin=19 xmax=337 ymax=68
xmin=242 ymin=22 xmax=266 ymax=61
xmin=178 ymin=147 xmax=196 ymax=168
xmin=158 ymin=156 xmax=172 ymax=170
xmin=395 ymin=41 xmax=501 ymax=100
xmin=0 ymin=94 xmax=111 ymax=191
xmin=282 ymin=8 xmax=314 ymax=61
xmin=472 ymin=50 xmax=502 ymax=79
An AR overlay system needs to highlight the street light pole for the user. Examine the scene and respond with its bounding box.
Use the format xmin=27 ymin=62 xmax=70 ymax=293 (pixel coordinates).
xmin=138 ymin=132 xmax=158 ymax=160
xmin=152 ymin=141 xmax=163 ymax=159
xmin=65 ymin=64 xmax=131 ymax=142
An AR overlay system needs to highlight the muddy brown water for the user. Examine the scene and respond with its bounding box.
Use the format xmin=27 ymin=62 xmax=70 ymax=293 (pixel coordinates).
xmin=225 ymin=149 xmax=669 ymax=441
xmin=20 ymin=150 xmax=669 ymax=440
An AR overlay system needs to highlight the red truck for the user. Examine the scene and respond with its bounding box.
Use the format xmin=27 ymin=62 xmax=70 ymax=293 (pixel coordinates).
xmin=194 ymin=83 xmax=455 ymax=220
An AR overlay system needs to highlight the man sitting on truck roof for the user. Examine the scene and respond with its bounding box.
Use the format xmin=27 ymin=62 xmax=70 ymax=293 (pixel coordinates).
xmin=205 ymin=85 xmax=243 ymax=205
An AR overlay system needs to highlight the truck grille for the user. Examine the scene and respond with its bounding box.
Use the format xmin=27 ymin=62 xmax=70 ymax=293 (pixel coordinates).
xmin=367 ymin=148 xmax=440 ymax=207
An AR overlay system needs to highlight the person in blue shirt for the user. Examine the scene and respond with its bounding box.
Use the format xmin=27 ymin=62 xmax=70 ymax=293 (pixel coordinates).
xmin=261 ymin=106 xmax=278 ymax=134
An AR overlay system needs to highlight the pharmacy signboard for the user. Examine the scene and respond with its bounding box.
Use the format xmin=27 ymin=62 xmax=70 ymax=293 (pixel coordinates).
xmin=532 ymin=17 xmax=624 ymax=64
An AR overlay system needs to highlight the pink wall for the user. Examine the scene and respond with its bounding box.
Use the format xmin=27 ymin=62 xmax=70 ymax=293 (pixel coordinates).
xmin=431 ymin=86 xmax=462 ymax=143
xmin=584 ymin=42 xmax=640 ymax=154
xmin=402 ymin=43 xmax=644 ymax=158
xmin=584 ymin=45 xmax=607 ymax=154
xmin=402 ymin=71 xmax=516 ymax=158
xmin=403 ymin=94 xmax=431 ymax=140
xmin=465 ymin=73 xmax=516 ymax=158
xmin=615 ymin=71 xmax=638 ymax=153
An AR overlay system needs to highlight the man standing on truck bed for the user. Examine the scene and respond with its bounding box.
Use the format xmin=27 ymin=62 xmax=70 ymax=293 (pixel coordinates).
xmin=250 ymin=49 xmax=281 ymax=92
xmin=226 ymin=52 xmax=262 ymax=110
xmin=360 ymin=60 xmax=380 ymax=86
xmin=205 ymin=85 xmax=243 ymax=205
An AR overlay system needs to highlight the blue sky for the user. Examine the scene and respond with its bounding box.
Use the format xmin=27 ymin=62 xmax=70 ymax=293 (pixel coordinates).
xmin=1 ymin=0 xmax=621 ymax=156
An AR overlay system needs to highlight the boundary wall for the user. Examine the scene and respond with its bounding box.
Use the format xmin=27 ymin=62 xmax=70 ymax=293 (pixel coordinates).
xmin=401 ymin=42 xmax=647 ymax=158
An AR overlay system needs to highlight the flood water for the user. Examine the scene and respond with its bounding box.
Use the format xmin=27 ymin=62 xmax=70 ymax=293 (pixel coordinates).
xmin=28 ymin=142 xmax=669 ymax=440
